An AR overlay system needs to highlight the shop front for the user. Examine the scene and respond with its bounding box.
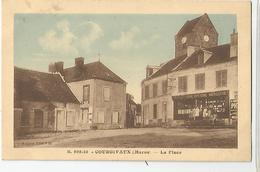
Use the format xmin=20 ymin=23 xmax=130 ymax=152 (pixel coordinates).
xmin=172 ymin=90 xmax=229 ymax=120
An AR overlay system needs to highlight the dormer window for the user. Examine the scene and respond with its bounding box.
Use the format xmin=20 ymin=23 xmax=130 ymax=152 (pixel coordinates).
xmin=198 ymin=54 xmax=204 ymax=65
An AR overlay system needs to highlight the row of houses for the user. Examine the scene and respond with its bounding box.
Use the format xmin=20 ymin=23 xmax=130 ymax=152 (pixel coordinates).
xmin=141 ymin=13 xmax=238 ymax=127
xmin=14 ymin=13 xmax=238 ymax=136
xmin=14 ymin=58 xmax=140 ymax=136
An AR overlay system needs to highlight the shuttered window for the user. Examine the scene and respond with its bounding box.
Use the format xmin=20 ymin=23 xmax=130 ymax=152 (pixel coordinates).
xmin=178 ymin=76 xmax=188 ymax=92
xmin=112 ymin=112 xmax=119 ymax=123
xmin=34 ymin=109 xmax=44 ymax=128
xmin=66 ymin=110 xmax=75 ymax=127
xmin=145 ymin=85 xmax=149 ymax=99
xmin=97 ymin=111 xmax=105 ymax=123
xmin=195 ymin=73 xmax=205 ymax=90
xmin=216 ymin=70 xmax=227 ymax=87
xmin=103 ymin=87 xmax=111 ymax=101
xmin=83 ymin=85 xmax=90 ymax=103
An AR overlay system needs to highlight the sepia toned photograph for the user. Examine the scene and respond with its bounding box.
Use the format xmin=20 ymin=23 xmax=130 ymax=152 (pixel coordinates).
xmin=2 ymin=0 xmax=251 ymax=161
xmin=13 ymin=13 xmax=238 ymax=148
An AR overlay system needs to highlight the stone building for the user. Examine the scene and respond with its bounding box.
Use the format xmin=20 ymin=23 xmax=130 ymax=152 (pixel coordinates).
xmin=50 ymin=58 xmax=127 ymax=129
xmin=141 ymin=14 xmax=238 ymax=127
xmin=14 ymin=67 xmax=80 ymax=137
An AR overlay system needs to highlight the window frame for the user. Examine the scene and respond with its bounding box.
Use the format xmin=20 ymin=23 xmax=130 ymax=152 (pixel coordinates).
xmin=112 ymin=111 xmax=119 ymax=124
xmin=97 ymin=111 xmax=105 ymax=124
xmin=178 ymin=76 xmax=188 ymax=92
xmin=33 ymin=108 xmax=44 ymax=128
xmin=83 ymin=84 xmax=90 ymax=103
xmin=66 ymin=109 xmax=76 ymax=127
xmin=195 ymin=73 xmax=205 ymax=90
xmin=153 ymin=104 xmax=157 ymax=119
xmin=216 ymin=70 xmax=227 ymax=88
xmin=103 ymin=86 xmax=111 ymax=101
xmin=162 ymin=80 xmax=168 ymax=95
xmin=153 ymin=83 xmax=158 ymax=97
xmin=144 ymin=85 xmax=150 ymax=99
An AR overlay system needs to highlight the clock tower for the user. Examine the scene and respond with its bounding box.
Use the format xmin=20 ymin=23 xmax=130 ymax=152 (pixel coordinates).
xmin=175 ymin=14 xmax=218 ymax=58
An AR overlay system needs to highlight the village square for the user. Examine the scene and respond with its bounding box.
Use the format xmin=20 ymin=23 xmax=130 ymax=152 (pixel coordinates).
xmin=14 ymin=13 xmax=238 ymax=148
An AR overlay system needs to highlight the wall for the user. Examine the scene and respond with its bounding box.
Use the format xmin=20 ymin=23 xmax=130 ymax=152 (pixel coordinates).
xmin=141 ymin=60 xmax=238 ymax=125
xmin=16 ymin=101 xmax=81 ymax=135
xmin=141 ymin=75 xmax=173 ymax=126
xmin=93 ymin=79 xmax=126 ymax=129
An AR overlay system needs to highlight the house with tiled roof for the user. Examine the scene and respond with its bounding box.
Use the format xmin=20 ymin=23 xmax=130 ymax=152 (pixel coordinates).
xmin=14 ymin=67 xmax=80 ymax=137
xmin=141 ymin=14 xmax=238 ymax=127
xmin=49 ymin=58 xmax=127 ymax=129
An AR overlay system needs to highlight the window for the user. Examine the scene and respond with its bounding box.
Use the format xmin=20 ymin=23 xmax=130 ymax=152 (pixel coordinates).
xmin=66 ymin=110 xmax=75 ymax=127
xmin=153 ymin=83 xmax=158 ymax=97
xmin=198 ymin=54 xmax=204 ymax=65
xmin=112 ymin=112 xmax=119 ymax=123
xmin=81 ymin=109 xmax=88 ymax=123
xmin=216 ymin=70 xmax=227 ymax=87
xmin=162 ymin=102 xmax=167 ymax=121
xmin=83 ymin=85 xmax=90 ymax=103
xmin=103 ymin=87 xmax=111 ymax=101
xmin=145 ymin=85 xmax=149 ymax=99
xmin=20 ymin=111 xmax=29 ymax=126
xmin=178 ymin=76 xmax=188 ymax=92
xmin=97 ymin=111 xmax=105 ymax=123
xmin=195 ymin=73 xmax=205 ymax=90
xmin=153 ymin=104 xmax=157 ymax=119
xmin=34 ymin=109 xmax=43 ymax=128
xmin=162 ymin=80 xmax=168 ymax=95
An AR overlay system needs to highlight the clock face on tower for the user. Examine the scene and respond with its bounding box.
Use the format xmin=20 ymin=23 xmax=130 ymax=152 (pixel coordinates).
xmin=181 ymin=36 xmax=187 ymax=44
xmin=204 ymin=35 xmax=209 ymax=42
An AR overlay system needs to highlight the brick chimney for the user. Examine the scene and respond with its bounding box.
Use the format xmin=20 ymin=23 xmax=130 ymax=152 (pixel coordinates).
xmin=230 ymin=29 xmax=238 ymax=58
xmin=54 ymin=61 xmax=64 ymax=75
xmin=48 ymin=62 xmax=55 ymax=73
xmin=75 ymin=57 xmax=84 ymax=67
xmin=146 ymin=65 xmax=160 ymax=78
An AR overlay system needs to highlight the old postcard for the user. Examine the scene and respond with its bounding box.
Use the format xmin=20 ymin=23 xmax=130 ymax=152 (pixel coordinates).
xmin=2 ymin=0 xmax=251 ymax=161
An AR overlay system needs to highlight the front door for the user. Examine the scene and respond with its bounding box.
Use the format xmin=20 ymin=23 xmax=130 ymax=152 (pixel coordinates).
xmin=56 ymin=109 xmax=65 ymax=131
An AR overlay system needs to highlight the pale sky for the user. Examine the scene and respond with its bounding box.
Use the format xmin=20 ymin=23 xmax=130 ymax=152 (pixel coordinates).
xmin=14 ymin=14 xmax=236 ymax=103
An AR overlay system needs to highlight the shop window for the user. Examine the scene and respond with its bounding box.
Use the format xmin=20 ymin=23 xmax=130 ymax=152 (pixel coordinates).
xmin=34 ymin=109 xmax=43 ymax=128
xmin=112 ymin=112 xmax=119 ymax=123
xmin=216 ymin=70 xmax=227 ymax=87
xmin=153 ymin=83 xmax=158 ymax=97
xmin=145 ymin=85 xmax=149 ymax=99
xmin=153 ymin=104 xmax=157 ymax=119
xmin=83 ymin=85 xmax=90 ymax=103
xmin=66 ymin=110 xmax=75 ymax=127
xmin=195 ymin=73 xmax=205 ymax=90
xmin=97 ymin=111 xmax=105 ymax=123
xmin=178 ymin=76 xmax=188 ymax=92
xmin=103 ymin=87 xmax=111 ymax=101
xmin=162 ymin=80 xmax=168 ymax=95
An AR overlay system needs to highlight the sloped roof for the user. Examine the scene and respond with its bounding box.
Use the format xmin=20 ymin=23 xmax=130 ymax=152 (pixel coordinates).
xmin=63 ymin=61 xmax=126 ymax=84
xmin=148 ymin=54 xmax=187 ymax=79
xmin=145 ymin=44 xmax=237 ymax=81
xmin=175 ymin=44 xmax=237 ymax=71
xmin=14 ymin=67 xmax=79 ymax=105
xmin=177 ymin=15 xmax=202 ymax=37
xmin=177 ymin=13 xmax=217 ymax=37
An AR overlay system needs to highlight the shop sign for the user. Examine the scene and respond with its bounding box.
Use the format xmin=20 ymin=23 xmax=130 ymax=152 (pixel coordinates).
xmin=172 ymin=90 xmax=229 ymax=100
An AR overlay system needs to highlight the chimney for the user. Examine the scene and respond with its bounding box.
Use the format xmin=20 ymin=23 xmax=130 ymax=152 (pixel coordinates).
xmin=75 ymin=57 xmax=84 ymax=67
xmin=230 ymin=29 xmax=238 ymax=57
xmin=48 ymin=62 xmax=55 ymax=73
xmin=146 ymin=65 xmax=160 ymax=78
xmin=54 ymin=61 xmax=64 ymax=75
